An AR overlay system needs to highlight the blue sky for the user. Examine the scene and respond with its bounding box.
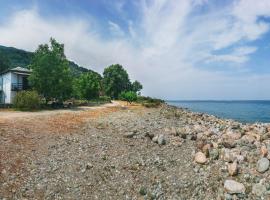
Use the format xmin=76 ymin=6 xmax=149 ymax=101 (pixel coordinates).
xmin=0 ymin=0 xmax=270 ymax=100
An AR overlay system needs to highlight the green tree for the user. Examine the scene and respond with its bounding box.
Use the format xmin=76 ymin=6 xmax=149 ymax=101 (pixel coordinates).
xmin=29 ymin=38 xmax=73 ymax=102
xmin=119 ymin=91 xmax=137 ymax=104
xmin=74 ymin=71 xmax=102 ymax=100
xmin=132 ymin=80 xmax=143 ymax=93
xmin=103 ymin=64 xmax=131 ymax=99
xmin=0 ymin=52 xmax=10 ymax=72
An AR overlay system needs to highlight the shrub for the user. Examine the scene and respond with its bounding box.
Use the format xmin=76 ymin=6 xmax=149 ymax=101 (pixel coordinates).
xmin=119 ymin=91 xmax=137 ymax=104
xmin=137 ymin=96 xmax=164 ymax=108
xmin=13 ymin=91 xmax=41 ymax=111
xmin=98 ymin=96 xmax=111 ymax=103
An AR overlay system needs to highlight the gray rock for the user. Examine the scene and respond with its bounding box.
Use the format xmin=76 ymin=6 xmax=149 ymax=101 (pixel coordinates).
xmin=209 ymin=149 xmax=219 ymax=160
xmin=256 ymin=158 xmax=269 ymax=173
xmin=124 ymin=132 xmax=136 ymax=138
xmin=152 ymin=135 xmax=159 ymax=143
xmin=224 ymin=180 xmax=245 ymax=194
xmin=224 ymin=193 xmax=233 ymax=200
xmin=252 ymin=183 xmax=266 ymax=196
xmin=158 ymin=135 xmax=166 ymax=145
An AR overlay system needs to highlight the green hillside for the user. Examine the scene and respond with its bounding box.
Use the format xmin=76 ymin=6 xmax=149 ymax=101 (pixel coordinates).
xmin=0 ymin=45 xmax=96 ymax=76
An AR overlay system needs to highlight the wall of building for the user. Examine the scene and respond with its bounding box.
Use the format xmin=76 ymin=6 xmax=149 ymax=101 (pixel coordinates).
xmin=1 ymin=72 xmax=12 ymax=104
xmin=1 ymin=72 xmax=30 ymax=104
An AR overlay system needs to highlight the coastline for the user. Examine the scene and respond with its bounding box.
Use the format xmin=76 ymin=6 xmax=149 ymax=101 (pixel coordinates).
xmin=1 ymin=102 xmax=270 ymax=199
xmin=166 ymin=100 xmax=270 ymax=124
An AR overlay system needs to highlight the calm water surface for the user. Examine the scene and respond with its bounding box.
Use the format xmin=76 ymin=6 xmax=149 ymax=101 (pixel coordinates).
xmin=166 ymin=100 xmax=270 ymax=123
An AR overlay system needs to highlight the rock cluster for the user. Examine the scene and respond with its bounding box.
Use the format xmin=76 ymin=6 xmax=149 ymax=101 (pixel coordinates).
xmin=160 ymin=105 xmax=270 ymax=199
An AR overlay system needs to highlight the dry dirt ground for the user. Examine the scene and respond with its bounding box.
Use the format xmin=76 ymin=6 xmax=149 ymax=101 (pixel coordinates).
xmin=0 ymin=101 xmax=126 ymax=199
xmin=0 ymin=102 xmax=204 ymax=200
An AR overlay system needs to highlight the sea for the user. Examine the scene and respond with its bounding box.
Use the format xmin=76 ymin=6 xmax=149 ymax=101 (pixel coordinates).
xmin=166 ymin=100 xmax=270 ymax=124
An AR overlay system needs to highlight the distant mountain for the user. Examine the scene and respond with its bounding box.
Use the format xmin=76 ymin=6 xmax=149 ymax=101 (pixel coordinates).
xmin=0 ymin=45 xmax=97 ymax=76
xmin=0 ymin=45 xmax=32 ymax=68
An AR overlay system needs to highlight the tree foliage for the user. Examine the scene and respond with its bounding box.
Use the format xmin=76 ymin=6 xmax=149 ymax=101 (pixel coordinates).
xmin=132 ymin=80 xmax=143 ymax=93
xmin=29 ymin=38 xmax=73 ymax=101
xmin=0 ymin=52 xmax=11 ymax=72
xmin=73 ymin=71 xmax=102 ymax=100
xmin=119 ymin=91 xmax=137 ymax=104
xmin=103 ymin=64 xmax=131 ymax=99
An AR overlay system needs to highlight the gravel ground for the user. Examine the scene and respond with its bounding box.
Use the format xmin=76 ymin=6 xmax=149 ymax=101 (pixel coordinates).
xmin=1 ymin=103 xmax=270 ymax=199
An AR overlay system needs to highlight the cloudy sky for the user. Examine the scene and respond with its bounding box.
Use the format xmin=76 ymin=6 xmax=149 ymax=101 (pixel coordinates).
xmin=0 ymin=0 xmax=270 ymax=100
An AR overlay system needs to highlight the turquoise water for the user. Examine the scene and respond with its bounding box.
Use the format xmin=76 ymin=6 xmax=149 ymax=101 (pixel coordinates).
xmin=166 ymin=100 xmax=270 ymax=123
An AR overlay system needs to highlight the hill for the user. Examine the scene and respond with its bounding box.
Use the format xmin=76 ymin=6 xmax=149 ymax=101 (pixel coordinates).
xmin=0 ymin=45 xmax=97 ymax=76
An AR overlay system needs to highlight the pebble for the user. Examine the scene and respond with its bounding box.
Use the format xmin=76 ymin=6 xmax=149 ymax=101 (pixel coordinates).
xmin=202 ymin=144 xmax=211 ymax=158
xmin=152 ymin=135 xmax=159 ymax=143
xmin=252 ymin=183 xmax=266 ymax=196
xmin=124 ymin=132 xmax=136 ymax=138
xmin=194 ymin=152 xmax=207 ymax=164
xmin=256 ymin=158 xmax=269 ymax=173
xmin=157 ymin=135 xmax=166 ymax=145
xmin=224 ymin=180 xmax=245 ymax=194
xmin=228 ymin=161 xmax=238 ymax=176
xmin=260 ymin=146 xmax=268 ymax=157
xmin=209 ymin=149 xmax=219 ymax=160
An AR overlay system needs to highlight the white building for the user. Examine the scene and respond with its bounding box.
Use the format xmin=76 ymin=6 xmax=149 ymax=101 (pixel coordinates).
xmin=0 ymin=67 xmax=32 ymax=104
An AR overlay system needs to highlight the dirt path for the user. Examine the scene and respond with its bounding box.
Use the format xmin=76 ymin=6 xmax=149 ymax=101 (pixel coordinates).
xmin=0 ymin=101 xmax=120 ymax=120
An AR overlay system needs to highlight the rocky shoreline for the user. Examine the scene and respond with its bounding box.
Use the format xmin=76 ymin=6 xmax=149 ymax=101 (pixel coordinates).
xmin=159 ymin=104 xmax=270 ymax=199
xmin=1 ymin=103 xmax=270 ymax=199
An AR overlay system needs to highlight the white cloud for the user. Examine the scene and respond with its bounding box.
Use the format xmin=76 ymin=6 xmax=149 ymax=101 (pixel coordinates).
xmin=0 ymin=0 xmax=270 ymax=99
xmin=206 ymin=46 xmax=258 ymax=64
xmin=108 ymin=21 xmax=125 ymax=37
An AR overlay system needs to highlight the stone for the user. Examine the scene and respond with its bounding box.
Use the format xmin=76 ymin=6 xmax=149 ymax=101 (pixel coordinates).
xmin=228 ymin=161 xmax=238 ymax=176
xmin=196 ymin=140 xmax=205 ymax=150
xmin=194 ymin=152 xmax=207 ymax=164
xmin=224 ymin=193 xmax=233 ymax=200
xmin=252 ymin=183 xmax=266 ymax=196
xmin=157 ymin=135 xmax=166 ymax=145
xmin=124 ymin=132 xmax=136 ymax=138
xmin=209 ymin=149 xmax=219 ymax=160
xmin=86 ymin=163 xmax=93 ymax=169
xmin=152 ymin=135 xmax=159 ymax=143
xmin=222 ymin=138 xmax=236 ymax=149
xmin=224 ymin=180 xmax=245 ymax=194
xmin=260 ymin=146 xmax=268 ymax=157
xmin=240 ymin=134 xmax=255 ymax=144
xmin=202 ymin=144 xmax=211 ymax=158
xmin=223 ymin=130 xmax=242 ymax=140
xmin=187 ymin=134 xmax=197 ymax=141
xmin=256 ymin=158 xmax=269 ymax=173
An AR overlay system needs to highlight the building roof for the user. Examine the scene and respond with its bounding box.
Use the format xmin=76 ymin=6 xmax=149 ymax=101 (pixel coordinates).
xmin=0 ymin=67 xmax=32 ymax=75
